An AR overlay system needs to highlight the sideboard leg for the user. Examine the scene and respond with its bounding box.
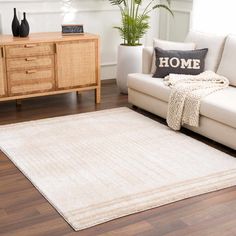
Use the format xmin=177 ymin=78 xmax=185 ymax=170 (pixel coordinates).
xmin=76 ymin=91 xmax=82 ymax=97
xmin=95 ymin=88 xmax=101 ymax=104
xmin=76 ymin=91 xmax=82 ymax=102
xmin=16 ymin=100 xmax=22 ymax=107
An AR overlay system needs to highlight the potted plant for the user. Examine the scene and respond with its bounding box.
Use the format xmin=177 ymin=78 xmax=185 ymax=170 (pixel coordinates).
xmin=109 ymin=0 xmax=173 ymax=93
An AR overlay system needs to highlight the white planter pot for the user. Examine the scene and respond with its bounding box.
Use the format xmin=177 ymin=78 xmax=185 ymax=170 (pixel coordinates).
xmin=116 ymin=45 xmax=143 ymax=94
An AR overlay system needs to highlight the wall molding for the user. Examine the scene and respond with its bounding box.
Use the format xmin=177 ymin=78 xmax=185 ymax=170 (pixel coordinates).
xmin=165 ymin=8 xmax=191 ymax=40
xmin=18 ymin=8 xmax=120 ymax=16
xmin=159 ymin=0 xmax=192 ymax=42
xmin=101 ymin=62 xmax=117 ymax=67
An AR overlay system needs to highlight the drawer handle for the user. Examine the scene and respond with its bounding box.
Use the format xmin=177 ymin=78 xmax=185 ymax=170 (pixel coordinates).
xmin=25 ymin=57 xmax=37 ymax=61
xmin=24 ymin=44 xmax=37 ymax=48
xmin=26 ymin=70 xmax=37 ymax=74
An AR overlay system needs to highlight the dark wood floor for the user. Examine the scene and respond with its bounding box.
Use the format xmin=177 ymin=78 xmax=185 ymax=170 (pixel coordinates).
xmin=0 ymin=79 xmax=235 ymax=236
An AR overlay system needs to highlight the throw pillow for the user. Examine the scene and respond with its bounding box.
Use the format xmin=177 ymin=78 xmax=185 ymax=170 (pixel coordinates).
xmin=153 ymin=47 xmax=208 ymax=78
xmin=150 ymin=39 xmax=196 ymax=74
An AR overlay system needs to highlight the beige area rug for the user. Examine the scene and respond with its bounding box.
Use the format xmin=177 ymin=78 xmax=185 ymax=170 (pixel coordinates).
xmin=0 ymin=107 xmax=236 ymax=231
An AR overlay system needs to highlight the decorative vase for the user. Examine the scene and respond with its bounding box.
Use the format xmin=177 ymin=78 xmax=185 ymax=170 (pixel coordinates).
xmin=11 ymin=8 xmax=20 ymax=37
xmin=116 ymin=45 xmax=143 ymax=94
xmin=19 ymin=16 xmax=29 ymax=38
xmin=22 ymin=12 xmax=30 ymax=35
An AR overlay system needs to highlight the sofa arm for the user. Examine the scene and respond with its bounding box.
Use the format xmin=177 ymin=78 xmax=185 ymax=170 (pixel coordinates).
xmin=142 ymin=47 xmax=154 ymax=74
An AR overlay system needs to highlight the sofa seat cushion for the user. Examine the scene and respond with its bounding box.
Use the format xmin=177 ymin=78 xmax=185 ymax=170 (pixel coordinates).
xmin=128 ymin=73 xmax=236 ymax=128
xmin=128 ymin=73 xmax=170 ymax=102
xmin=201 ymin=87 xmax=236 ymax=128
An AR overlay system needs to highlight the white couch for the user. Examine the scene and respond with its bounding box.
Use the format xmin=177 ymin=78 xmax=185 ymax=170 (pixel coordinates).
xmin=127 ymin=32 xmax=236 ymax=150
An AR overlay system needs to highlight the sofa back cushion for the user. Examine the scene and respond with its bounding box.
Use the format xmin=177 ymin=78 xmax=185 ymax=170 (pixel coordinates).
xmin=217 ymin=35 xmax=236 ymax=86
xmin=185 ymin=31 xmax=226 ymax=72
xmin=151 ymin=39 xmax=196 ymax=74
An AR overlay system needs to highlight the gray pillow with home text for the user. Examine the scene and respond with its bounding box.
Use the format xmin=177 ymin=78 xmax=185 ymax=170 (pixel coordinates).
xmin=153 ymin=47 xmax=208 ymax=78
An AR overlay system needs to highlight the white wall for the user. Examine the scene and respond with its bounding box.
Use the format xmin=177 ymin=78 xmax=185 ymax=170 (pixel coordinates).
xmin=192 ymin=0 xmax=236 ymax=34
xmin=0 ymin=0 xmax=192 ymax=79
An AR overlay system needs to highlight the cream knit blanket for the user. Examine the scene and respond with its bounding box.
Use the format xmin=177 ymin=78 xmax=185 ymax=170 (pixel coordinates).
xmin=164 ymin=71 xmax=229 ymax=130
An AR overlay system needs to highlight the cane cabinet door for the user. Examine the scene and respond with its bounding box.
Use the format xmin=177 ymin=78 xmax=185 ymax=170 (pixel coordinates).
xmin=56 ymin=40 xmax=97 ymax=89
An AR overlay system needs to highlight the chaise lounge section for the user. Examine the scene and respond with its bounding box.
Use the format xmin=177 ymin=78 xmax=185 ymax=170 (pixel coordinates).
xmin=127 ymin=32 xmax=236 ymax=150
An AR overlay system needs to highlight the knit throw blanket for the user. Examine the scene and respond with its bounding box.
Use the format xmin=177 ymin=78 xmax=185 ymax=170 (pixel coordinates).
xmin=164 ymin=71 xmax=229 ymax=131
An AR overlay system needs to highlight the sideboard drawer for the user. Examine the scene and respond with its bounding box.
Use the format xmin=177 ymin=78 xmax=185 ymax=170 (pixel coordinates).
xmin=7 ymin=55 xmax=54 ymax=71
xmin=8 ymin=68 xmax=55 ymax=95
xmin=11 ymin=82 xmax=54 ymax=96
xmin=5 ymin=43 xmax=55 ymax=58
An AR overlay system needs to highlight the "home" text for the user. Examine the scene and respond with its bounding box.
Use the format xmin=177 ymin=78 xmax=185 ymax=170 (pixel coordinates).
xmin=159 ymin=57 xmax=201 ymax=69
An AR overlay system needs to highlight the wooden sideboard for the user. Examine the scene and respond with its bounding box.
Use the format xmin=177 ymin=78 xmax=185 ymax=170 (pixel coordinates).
xmin=0 ymin=32 xmax=100 ymax=103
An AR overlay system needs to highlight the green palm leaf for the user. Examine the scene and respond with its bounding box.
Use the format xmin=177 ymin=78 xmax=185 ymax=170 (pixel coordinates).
xmin=108 ymin=0 xmax=124 ymax=5
xmin=152 ymin=4 xmax=173 ymax=16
